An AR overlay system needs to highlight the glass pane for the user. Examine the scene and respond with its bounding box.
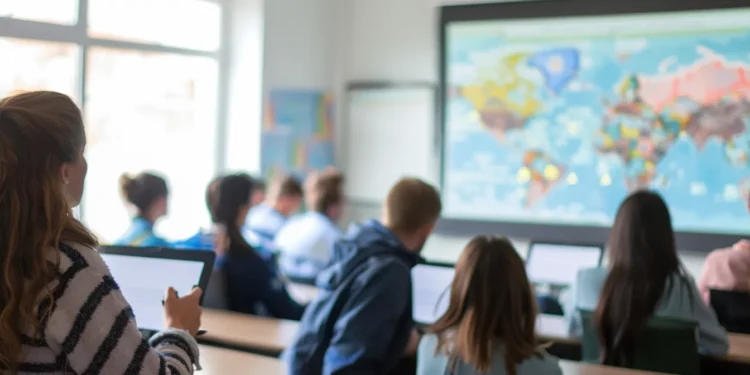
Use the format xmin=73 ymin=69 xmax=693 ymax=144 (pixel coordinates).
xmin=88 ymin=0 xmax=221 ymax=51
xmin=83 ymin=48 xmax=219 ymax=243
xmin=0 ymin=37 xmax=79 ymax=99
xmin=0 ymin=0 xmax=78 ymax=25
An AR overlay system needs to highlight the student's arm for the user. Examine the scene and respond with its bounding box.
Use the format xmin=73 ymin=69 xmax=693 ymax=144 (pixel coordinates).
xmin=696 ymin=252 xmax=717 ymax=306
xmin=45 ymin=269 xmax=199 ymax=374
xmin=248 ymin=255 xmax=306 ymax=320
xmin=686 ymin=277 xmax=729 ymax=355
xmin=322 ymin=265 xmax=411 ymax=375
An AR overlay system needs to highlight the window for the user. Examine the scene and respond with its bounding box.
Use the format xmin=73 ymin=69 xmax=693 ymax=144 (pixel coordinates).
xmin=0 ymin=0 xmax=78 ymax=25
xmin=88 ymin=0 xmax=221 ymax=51
xmin=0 ymin=0 xmax=225 ymax=244
xmin=83 ymin=48 xmax=219 ymax=242
xmin=0 ymin=38 xmax=79 ymax=98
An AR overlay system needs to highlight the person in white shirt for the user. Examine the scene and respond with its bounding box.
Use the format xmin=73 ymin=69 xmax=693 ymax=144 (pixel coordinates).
xmin=275 ymin=169 xmax=345 ymax=280
xmin=246 ymin=174 xmax=303 ymax=241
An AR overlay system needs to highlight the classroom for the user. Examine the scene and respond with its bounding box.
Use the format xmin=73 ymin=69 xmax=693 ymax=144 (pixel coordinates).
xmin=1 ymin=0 xmax=750 ymax=374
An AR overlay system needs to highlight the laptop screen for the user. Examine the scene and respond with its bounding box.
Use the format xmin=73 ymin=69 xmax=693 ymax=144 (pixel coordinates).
xmin=100 ymin=253 xmax=206 ymax=332
xmin=412 ymin=263 xmax=454 ymax=325
xmin=526 ymin=243 xmax=602 ymax=286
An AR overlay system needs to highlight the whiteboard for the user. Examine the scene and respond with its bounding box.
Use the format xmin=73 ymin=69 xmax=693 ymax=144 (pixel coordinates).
xmin=345 ymin=84 xmax=437 ymax=202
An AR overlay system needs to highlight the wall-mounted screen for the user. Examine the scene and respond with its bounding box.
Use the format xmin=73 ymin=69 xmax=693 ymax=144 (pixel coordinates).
xmin=440 ymin=1 xmax=750 ymax=247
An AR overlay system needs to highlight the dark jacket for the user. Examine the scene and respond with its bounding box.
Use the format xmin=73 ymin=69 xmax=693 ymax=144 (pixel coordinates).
xmin=220 ymin=241 xmax=305 ymax=320
xmin=284 ymin=220 xmax=420 ymax=375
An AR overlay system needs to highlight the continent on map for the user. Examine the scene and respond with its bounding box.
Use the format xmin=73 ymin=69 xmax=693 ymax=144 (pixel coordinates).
xmin=597 ymin=48 xmax=750 ymax=189
xmin=527 ymin=48 xmax=580 ymax=94
xmin=460 ymin=52 xmax=541 ymax=141
xmin=519 ymin=151 xmax=565 ymax=208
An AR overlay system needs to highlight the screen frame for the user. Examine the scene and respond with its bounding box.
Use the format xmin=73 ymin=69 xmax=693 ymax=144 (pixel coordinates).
xmin=98 ymin=246 xmax=216 ymax=305
xmin=525 ymin=241 xmax=604 ymax=286
xmin=437 ymin=0 xmax=750 ymax=252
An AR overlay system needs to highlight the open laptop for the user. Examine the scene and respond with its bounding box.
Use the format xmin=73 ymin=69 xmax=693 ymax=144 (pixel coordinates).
xmin=525 ymin=242 xmax=603 ymax=287
xmin=99 ymin=246 xmax=215 ymax=332
xmin=412 ymin=262 xmax=455 ymax=326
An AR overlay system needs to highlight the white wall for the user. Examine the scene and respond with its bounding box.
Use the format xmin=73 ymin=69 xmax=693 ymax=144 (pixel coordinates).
xmin=331 ymin=0 xmax=709 ymax=277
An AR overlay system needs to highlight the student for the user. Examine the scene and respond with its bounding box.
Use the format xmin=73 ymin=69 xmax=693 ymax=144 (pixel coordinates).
xmin=285 ymin=177 xmax=442 ymax=375
xmin=246 ymin=174 xmax=303 ymax=241
xmin=275 ymin=169 xmax=345 ymax=279
xmin=698 ymin=198 xmax=750 ymax=304
xmin=115 ymin=171 xmax=170 ymax=247
xmin=565 ymin=191 xmax=728 ymax=359
xmin=0 ymin=90 xmax=201 ymax=373
xmin=208 ymin=173 xmax=305 ymax=319
xmin=250 ymin=176 xmax=267 ymax=207
xmin=418 ymin=236 xmax=562 ymax=375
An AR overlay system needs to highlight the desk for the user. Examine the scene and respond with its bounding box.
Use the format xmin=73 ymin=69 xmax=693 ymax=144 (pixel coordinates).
xmin=198 ymin=345 xmax=285 ymax=374
xmin=200 ymin=309 xmax=299 ymax=355
xmin=288 ymin=282 xmax=320 ymax=304
xmin=559 ymin=360 xmax=667 ymax=374
xmin=727 ymin=333 xmax=750 ymax=365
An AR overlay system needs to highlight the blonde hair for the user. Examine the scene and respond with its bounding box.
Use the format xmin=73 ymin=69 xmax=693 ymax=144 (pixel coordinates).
xmin=429 ymin=236 xmax=541 ymax=375
xmin=0 ymin=91 xmax=97 ymax=372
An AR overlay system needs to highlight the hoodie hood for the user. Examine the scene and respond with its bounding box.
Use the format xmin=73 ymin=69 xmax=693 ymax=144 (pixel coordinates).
xmin=316 ymin=219 xmax=422 ymax=290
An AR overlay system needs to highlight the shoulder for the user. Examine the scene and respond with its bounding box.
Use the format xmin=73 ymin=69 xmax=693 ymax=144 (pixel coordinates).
xmin=517 ymin=350 xmax=563 ymax=375
xmin=58 ymin=242 xmax=112 ymax=276
xmin=418 ymin=333 xmax=440 ymax=353
xmin=353 ymin=256 xmax=411 ymax=293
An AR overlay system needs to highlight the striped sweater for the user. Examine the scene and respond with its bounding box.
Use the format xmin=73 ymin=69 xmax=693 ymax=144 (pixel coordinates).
xmin=15 ymin=243 xmax=200 ymax=374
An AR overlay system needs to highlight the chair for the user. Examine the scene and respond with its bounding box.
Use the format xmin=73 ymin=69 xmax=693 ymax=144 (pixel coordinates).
xmin=578 ymin=309 xmax=700 ymax=375
xmin=202 ymin=267 xmax=229 ymax=310
xmin=709 ymin=289 xmax=750 ymax=334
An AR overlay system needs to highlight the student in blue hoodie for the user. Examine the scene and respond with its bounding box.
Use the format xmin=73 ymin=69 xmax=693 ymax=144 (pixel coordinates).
xmin=285 ymin=177 xmax=442 ymax=375
xmin=208 ymin=173 xmax=305 ymax=319
xmin=246 ymin=174 xmax=303 ymax=241
xmin=114 ymin=172 xmax=170 ymax=247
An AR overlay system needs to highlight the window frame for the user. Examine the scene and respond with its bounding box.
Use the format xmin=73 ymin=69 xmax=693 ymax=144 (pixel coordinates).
xmin=0 ymin=0 xmax=230 ymax=219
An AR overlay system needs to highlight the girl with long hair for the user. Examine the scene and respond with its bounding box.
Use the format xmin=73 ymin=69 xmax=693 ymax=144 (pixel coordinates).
xmin=0 ymin=91 xmax=201 ymax=374
xmin=418 ymin=236 xmax=562 ymax=375
xmin=565 ymin=191 xmax=728 ymax=366
xmin=207 ymin=173 xmax=305 ymax=319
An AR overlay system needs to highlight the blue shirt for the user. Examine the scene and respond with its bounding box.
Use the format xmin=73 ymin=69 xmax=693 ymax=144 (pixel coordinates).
xmin=418 ymin=334 xmax=563 ymax=375
xmin=113 ymin=217 xmax=169 ymax=247
xmin=247 ymin=203 xmax=287 ymax=241
xmin=274 ymin=212 xmax=342 ymax=279
xmin=284 ymin=220 xmax=419 ymax=375
xmin=565 ymin=267 xmax=729 ymax=356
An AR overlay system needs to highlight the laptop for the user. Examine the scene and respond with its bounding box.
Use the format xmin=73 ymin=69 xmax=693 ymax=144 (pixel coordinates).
xmin=525 ymin=242 xmax=603 ymax=287
xmin=99 ymin=246 xmax=215 ymax=332
xmin=412 ymin=262 xmax=455 ymax=326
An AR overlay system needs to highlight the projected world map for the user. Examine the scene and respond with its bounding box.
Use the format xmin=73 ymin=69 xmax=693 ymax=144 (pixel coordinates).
xmin=442 ymin=9 xmax=750 ymax=234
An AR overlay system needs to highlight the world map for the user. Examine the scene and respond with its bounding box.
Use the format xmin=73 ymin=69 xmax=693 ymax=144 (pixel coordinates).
xmin=442 ymin=11 xmax=750 ymax=234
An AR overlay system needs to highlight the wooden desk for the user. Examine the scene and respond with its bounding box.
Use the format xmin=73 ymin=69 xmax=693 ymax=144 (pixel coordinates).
xmin=200 ymin=309 xmax=300 ymax=355
xmin=198 ymin=345 xmax=285 ymax=374
xmin=560 ymin=360 xmax=667 ymax=374
xmin=288 ymin=282 xmax=320 ymax=304
xmin=726 ymin=333 xmax=750 ymax=365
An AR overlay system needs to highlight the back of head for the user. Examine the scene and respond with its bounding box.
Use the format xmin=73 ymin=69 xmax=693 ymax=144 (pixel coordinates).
xmin=0 ymin=91 xmax=97 ymax=371
xmin=430 ymin=236 xmax=538 ymax=375
xmin=267 ymin=174 xmax=303 ymax=215
xmin=206 ymin=173 xmax=254 ymax=254
xmin=119 ymin=172 xmax=168 ymax=216
xmin=308 ymin=169 xmax=345 ymax=218
xmin=595 ymin=190 xmax=680 ymax=367
xmin=383 ymin=177 xmax=442 ymax=235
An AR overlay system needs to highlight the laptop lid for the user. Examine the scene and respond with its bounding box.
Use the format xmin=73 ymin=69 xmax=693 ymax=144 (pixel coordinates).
xmin=412 ymin=262 xmax=455 ymax=325
xmin=526 ymin=242 xmax=603 ymax=286
xmin=99 ymin=246 xmax=215 ymax=332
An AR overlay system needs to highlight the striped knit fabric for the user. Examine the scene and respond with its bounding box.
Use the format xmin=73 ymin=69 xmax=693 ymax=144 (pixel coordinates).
xmin=14 ymin=243 xmax=200 ymax=374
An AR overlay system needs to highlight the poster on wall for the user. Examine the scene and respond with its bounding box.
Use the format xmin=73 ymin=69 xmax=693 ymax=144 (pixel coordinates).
xmin=261 ymin=89 xmax=336 ymax=181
